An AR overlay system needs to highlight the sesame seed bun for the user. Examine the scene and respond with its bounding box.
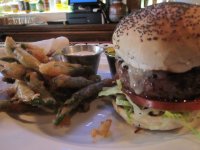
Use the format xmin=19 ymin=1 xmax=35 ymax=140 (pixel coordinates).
xmin=112 ymin=2 xmax=200 ymax=73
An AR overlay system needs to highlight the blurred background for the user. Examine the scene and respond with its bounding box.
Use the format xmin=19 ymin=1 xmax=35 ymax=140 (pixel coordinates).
xmin=0 ymin=0 xmax=198 ymax=16
xmin=0 ymin=0 xmax=199 ymax=25
xmin=0 ymin=0 xmax=199 ymax=41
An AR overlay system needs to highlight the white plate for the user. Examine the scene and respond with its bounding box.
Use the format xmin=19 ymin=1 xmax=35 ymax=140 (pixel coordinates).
xmin=0 ymin=57 xmax=200 ymax=150
xmin=1 ymin=97 xmax=200 ymax=150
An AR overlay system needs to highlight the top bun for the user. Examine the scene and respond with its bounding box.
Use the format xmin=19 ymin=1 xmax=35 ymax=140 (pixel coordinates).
xmin=113 ymin=2 xmax=200 ymax=73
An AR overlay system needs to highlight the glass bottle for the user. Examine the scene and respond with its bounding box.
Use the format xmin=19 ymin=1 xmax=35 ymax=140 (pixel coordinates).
xmin=109 ymin=0 xmax=126 ymax=23
xmin=61 ymin=0 xmax=68 ymax=11
xmin=11 ymin=2 xmax=19 ymax=13
xmin=18 ymin=0 xmax=25 ymax=12
xmin=24 ymin=0 xmax=31 ymax=13
xmin=55 ymin=0 xmax=62 ymax=11
xmin=44 ymin=0 xmax=50 ymax=11
xmin=37 ymin=0 xmax=44 ymax=12
xmin=30 ymin=0 xmax=37 ymax=12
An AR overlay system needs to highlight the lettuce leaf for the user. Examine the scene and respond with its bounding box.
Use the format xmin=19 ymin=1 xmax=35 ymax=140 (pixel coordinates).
xmin=98 ymin=80 xmax=122 ymax=96
xmin=116 ymin=95 xmax=132 ymax=107
xmin=164 ymin=111 xmax=200 ymax=139
xmin=116 ymin=95 xmax=133 ymax=123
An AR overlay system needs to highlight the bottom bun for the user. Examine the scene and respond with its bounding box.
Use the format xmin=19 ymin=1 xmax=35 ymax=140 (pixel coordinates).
xmin=112 ymin=100 xmax=184 ymax=130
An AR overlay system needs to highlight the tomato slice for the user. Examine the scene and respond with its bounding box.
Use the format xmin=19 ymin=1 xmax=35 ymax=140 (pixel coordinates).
xmin=123 ymin=88 xmax=200 ymax=111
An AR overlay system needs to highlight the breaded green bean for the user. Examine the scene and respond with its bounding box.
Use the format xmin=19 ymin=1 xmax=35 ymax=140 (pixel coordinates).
xmin=0 ymin=60 xmax=26 ymax=79
xmin=51 ymin=74 xmax=94 ymax=89
xmin=54 ymin=78 xmax=114 ymax=125
xmin=14 ymin=80 xmax=41 ymax=106
xmin=26 ymin=72 xmax=56 ymax=105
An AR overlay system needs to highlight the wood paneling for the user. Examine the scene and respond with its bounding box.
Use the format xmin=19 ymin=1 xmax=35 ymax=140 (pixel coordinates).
xmin=0 ymin=24 xmax=116 ymax=42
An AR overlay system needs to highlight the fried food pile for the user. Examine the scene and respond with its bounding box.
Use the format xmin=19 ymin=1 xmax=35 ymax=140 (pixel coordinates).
xmin=0 ymin=37 xmax=113 ymax=126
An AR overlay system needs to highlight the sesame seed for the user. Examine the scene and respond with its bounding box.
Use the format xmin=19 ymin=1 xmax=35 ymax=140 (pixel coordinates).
xmin=113 ymin=2 xmax=200 ymax=43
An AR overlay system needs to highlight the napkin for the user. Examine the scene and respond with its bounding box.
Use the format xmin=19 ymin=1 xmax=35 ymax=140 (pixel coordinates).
xmin=30 ymin=36 xmax=69 ymax=55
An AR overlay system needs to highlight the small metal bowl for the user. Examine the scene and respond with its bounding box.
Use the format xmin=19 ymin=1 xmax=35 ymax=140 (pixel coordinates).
xmin=62 ymin=45 xmax=103 ymax=73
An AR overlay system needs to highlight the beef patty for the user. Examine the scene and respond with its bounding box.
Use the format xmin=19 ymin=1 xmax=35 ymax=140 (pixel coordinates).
xmin=116 ymin=59 xmax=200 ymax=102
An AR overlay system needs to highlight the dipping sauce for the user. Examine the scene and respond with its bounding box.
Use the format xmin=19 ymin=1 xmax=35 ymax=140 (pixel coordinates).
xmin=62 ymin=45 xmax=103 ymax=73
xmin=67 ymin=51 xmax=96 ymax=56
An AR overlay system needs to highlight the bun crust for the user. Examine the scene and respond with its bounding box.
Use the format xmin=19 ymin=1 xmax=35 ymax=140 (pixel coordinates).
xmin=113 ymin=2 xmax=200 ymax=73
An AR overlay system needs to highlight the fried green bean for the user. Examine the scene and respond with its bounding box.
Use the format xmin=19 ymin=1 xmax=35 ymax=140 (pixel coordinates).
xmin=69 ymin=66 xmax=95 ymax=77
xmin=4 ymin=36 xmax=16 ymax=55
xmin=39 ymin=61 xmax=82 ymax=77
xmin=21 ymin=43 xmax=49 ymax=63
xmin=51 ymin=74 xmax=94 ymax=89
xmin=0 ymin=57 xmax=17 ymax=63
xmin=0 ymin=100 xmax=11 ymax=111
xmin=26 ymin=72 xmax=56 ymax=105
xmin=13 ymin=80 xmax=43 ymax=106
xmin=88 ymin=74 xmax=101 ymax=82
xmin=5 ymin=37 xmax=41 ymax=70
xmin=54 ymin=79 xmax=114 ymax=125
xmin=0 ymin=100 xmax=30 ymax=112
xmin=0 ymin=60 xmax=26 ymax=79
xmin=13 ymin=47 xmax=41 ymax=70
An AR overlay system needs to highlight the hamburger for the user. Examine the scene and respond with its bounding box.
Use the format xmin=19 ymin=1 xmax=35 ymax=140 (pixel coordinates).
xmin=99 ymin=2 xmax=200 ymax=130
